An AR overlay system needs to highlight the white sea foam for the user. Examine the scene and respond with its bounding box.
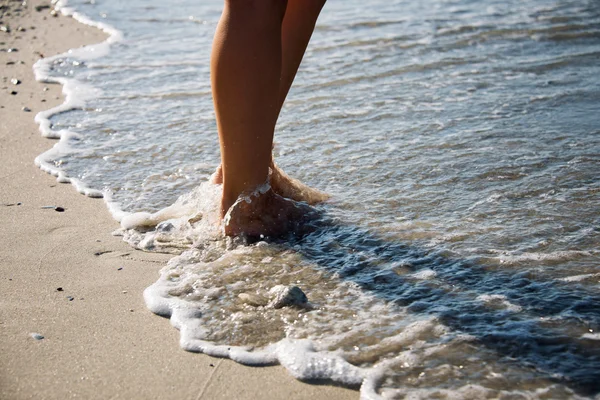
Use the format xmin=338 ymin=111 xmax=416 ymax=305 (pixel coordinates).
xmin=33 ymin=0 xmax=123 ymax=201
xmin=410 ymin=269 xmax=437 ymax=280
xmin=476 ymin=294 xmax=522 ymax=313
xmin=559 ymin=273 xmax=600 ymax=283
xmin=581 ymin=333 xmax=600 ymax=340
xmin=492 ymin=250 xmax=597 ymax=266
xmin=119 ymin=181 xmax=223 ymax=252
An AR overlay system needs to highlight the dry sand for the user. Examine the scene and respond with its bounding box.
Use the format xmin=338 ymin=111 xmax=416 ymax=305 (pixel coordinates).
xmin=0 ymin=2 xmax=357 ymax=399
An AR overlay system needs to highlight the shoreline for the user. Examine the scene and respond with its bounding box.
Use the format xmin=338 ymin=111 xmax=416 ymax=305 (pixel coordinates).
xmin=0 ymin=2 xmax=356 ymax=399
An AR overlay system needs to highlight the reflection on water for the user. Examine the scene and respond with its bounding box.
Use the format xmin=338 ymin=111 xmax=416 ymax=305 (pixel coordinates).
xmin=42 ymin=0 xmax=600 ymax=397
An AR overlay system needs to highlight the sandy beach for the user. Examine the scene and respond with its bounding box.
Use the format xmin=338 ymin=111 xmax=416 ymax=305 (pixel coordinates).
xmin=0 ymin=2 xmax=356 ymax=399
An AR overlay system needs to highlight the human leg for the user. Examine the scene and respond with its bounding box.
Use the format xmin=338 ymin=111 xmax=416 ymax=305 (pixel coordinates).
xmin=211 ymin=0 xmax=287 ymax=217
xmin=277 ymin=0 xmax=327 ymax=112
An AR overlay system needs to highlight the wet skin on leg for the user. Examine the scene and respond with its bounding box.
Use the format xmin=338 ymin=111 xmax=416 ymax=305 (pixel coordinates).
xmin=211 ymin=0 xmax=327 ymax=236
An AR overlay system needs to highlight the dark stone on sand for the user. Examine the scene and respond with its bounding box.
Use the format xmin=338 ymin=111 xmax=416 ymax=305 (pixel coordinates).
xmin=57 ymin=287 xmax=63 ymax=291
xmin=11 ymin=78 xmax=20 ymax=85
xmin=66 ymin=296 xmax=74 ymax=301
xmin=7 ymin=48 xmax=18 ymax=52
xmin=10 ymin=91 xmax=17 ymax=95
xmin=6 ymin=61 xmax=15 ymax=65
xmin=35 ymin=4 xmax=50 ymax=12
xmin=54 ymin=206 xmax=65 ymax=212
xmin=117 ymin=267 xmax=123 ymax=271
xmin=22 ymin=106 xmax=31 ymax=112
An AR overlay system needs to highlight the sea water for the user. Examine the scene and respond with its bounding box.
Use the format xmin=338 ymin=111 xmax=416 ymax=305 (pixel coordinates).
xmin=35 ymin=0 xmax=600 ymax=398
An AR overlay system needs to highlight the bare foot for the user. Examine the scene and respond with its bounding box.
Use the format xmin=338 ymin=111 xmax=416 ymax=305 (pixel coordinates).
xmin=210 ymin=162 xmax=329 ymax=205
xmin=269 ymin=161 xmax=329 ymax=205
xmin=223 ymin=187 xmax=315 ymax=237
xmin=210 ymin=164 xmax=223 ymax=184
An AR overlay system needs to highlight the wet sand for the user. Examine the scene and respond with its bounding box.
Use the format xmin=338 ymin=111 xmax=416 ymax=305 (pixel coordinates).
xmin=0 ymin=2 xmax=356 ymax=399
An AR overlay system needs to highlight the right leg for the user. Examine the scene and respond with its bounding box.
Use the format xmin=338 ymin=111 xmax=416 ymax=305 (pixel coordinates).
xmin=211 ymin=0 xmax=287 ymax=216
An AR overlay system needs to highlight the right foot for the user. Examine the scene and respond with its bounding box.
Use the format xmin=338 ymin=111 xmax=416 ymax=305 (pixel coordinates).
xmin=223 ymin=187 xmax=315 ymax=238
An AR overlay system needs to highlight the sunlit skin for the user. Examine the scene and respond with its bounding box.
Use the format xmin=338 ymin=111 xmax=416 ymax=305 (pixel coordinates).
xmin=211 ymin=0 xmax=327 ymax=236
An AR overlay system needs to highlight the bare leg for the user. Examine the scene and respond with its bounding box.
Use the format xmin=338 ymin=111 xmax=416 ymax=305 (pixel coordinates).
xmin=211 ymin=0 xmax=287 ymax=217
xmin=277 ymin=0 xmax=327 ymax=113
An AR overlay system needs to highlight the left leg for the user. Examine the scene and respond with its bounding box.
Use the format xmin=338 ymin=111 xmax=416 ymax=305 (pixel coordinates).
xmin=211 ymin=0 xmax=287 ymax=218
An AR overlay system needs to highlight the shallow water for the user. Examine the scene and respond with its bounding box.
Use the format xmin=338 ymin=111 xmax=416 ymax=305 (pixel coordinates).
xmin=38 ymin=0 xmax=600 ymax=397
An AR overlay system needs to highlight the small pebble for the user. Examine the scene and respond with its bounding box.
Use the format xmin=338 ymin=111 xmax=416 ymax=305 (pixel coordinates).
xmin=11 ymin=78 xmax=21 ymax=85
xmin=122 ymin=290 xmax=127 ymax=294
xmin=66 ymin=296 xmax=74 ymax=301
xmin=56 ymin=287 xmax=63 ymax=291
xmin=268 ymin=285 xmax=308 ymax=309
xmin=117 ymin=267 xmax=123 ymax=271
xmin=35 ymin=5 xmax=50 ymax=12
xmin=22 ymin=106 xmax=31 ymax=112
xmin=50 ymin=9 xmax=58 ymax=17
xmin=54 ymin=206 xmax=65 ymax=212
xmin=7 ymin=48 xmax=18 ymax=53
xmin=10 ymin=91 xmax=17 ymax=95
xmin=16 ymin=26 xmax=26 ymax=32
xmin=43 ymin=86 xmax=49 ymax=91
xmin=0 ymin=26 xmax=9 ymax=33
xmin=6 ymin=61 xmax=15 ymax=65
xmin=31 ymin=333 xmax=44 ymax=340
xmin=209 ymin=363 xmax=214 ymax=367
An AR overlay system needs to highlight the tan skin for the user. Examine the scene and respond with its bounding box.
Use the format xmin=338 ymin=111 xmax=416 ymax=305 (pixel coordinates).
xmin=211 ymin=0 xmax=327 ymax=236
